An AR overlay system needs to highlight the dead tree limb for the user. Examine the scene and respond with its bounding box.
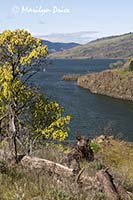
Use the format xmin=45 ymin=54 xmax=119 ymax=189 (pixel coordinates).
xmin=97 ymin=169 xmax=120 ymax=200
xmin=21 ymin=156 xmax=74 ymax=178
xmin=0 ymin=150 xmax=132 ymax=200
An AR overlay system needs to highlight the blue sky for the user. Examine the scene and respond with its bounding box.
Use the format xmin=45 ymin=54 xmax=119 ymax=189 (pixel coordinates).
xmin=0 ymin=0 xmax=133 ymax=43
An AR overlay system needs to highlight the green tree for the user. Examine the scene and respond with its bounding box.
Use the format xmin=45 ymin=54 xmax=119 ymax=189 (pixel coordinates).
xmin=0 ymin=29 xmax=48 ymax=78
xmin=0 ymin=29 xmax=71 ymax=162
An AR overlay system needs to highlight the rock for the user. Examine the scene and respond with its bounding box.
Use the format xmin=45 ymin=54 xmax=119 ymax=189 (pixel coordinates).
xmin=96 ymin=135 xmax=107 ymax=144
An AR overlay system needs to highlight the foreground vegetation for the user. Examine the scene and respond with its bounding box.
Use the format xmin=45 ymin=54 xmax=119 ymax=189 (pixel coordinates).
xmin=0 ymin=28 xmax=72 ymax=200
xmin=0 ymin=136 xmax=133 ymax=200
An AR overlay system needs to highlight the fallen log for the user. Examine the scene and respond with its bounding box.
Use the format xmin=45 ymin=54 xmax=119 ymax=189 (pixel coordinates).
xmin=21 ymin=156 xmax=132 ymax=200
xmin=0 ymin=149 xmax=132 ymax=200
xmin=21 ymin=156 xmax=74 ymax=178
xmin=96 ymin=169 xmax=131 ymax=200
xmin=97 ymin=169 xmax=120 ymax=200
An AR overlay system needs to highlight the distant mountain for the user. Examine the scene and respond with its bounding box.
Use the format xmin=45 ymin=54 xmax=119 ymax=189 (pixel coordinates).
xmin=49 ymin=33 xmax=133 ymax=59
xmin=42 ymin=40 xmax=79 ymax=53
xmin=38 ymin=31 xmax=99 ymax=44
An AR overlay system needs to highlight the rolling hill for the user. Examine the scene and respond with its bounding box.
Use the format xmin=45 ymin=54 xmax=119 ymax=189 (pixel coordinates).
xmin=49 ymin=33 xmax=133 ymax=59
xmin=42 ymin=40 xmax=79 ymax=53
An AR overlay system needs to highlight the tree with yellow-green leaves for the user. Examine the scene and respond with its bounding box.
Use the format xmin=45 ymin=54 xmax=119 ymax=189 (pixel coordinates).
xmin=0 ymin=29 xmax=71 ymax=162
xmin=0 ymin=29 xmax=48 ymax=77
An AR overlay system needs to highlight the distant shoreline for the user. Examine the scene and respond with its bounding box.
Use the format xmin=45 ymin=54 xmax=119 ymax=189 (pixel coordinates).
xmin=77 ymin=68 xmax=133 ymax=101
xmin=48 ymin=57 xmax=124 ymax=60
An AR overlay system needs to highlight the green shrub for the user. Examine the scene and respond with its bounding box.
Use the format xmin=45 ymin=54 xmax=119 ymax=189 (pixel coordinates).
xmin=89 ymin=141 xmax=101 ymax=153
xmin=46 ymin=188 xmax=70 ymax=200
xmin=109 ymin=60 xmax=123 ymax=69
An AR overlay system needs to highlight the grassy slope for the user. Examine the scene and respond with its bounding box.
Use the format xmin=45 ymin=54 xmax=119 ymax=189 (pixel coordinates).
xmin=49 ymin=33 xmax=133 ymax=59
xmin=0 ymin=137 xmax=133 ymax=200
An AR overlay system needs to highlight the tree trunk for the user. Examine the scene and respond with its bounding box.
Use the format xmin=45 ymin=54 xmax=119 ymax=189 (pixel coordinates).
xmin=9 ymin=106 xmax=18 ymax=163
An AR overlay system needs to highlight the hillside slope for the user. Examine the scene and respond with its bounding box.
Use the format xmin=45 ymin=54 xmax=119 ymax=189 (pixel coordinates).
xmin=77 ymin=58 xmax=133 ymax=101
xmin=49 ymin=33 xmax=133 ymax=59
xmin=42 ymin=40 xmax=79 ymax=53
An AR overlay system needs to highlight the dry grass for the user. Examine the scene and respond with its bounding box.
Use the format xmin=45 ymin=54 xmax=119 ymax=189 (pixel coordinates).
xmin=0 ymin=137 xmax=133 ymax=200
xmin=94 ymin=138 xmax=133 ymax=192
xmin=0 ymin=163 xmax=106 ymax=200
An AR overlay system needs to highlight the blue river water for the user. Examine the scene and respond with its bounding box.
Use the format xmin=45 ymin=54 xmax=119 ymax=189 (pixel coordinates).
xmin=31 ymin=59 xmax=133 ymax=141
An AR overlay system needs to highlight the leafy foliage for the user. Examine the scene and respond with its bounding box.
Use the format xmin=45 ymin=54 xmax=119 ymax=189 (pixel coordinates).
xmin=0 ymin=29 xmax=48 ymax=75
xmin=31 ymin=95 xmax=71 ymax=141
xmin=89 ymin=141 xmax=101 ymax=153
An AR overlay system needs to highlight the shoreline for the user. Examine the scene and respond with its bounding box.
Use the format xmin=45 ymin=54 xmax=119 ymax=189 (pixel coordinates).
xmin=77 ymin=69 xmax=133 ymax=101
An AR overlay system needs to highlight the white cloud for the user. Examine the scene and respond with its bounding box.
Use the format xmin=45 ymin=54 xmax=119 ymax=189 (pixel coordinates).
xmin=34 ymin=31 xmax=99 ymax=44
